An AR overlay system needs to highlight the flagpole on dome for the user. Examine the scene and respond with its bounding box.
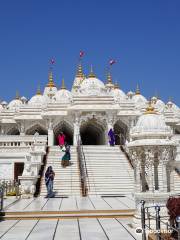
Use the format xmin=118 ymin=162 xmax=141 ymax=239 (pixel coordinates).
xmin=47 ymin=57 xmax=56 ymax=88
xmin=76 ymin=51 xmax=85 ymax=78
xmin=106 ymin=58 xmax=116 ymax=84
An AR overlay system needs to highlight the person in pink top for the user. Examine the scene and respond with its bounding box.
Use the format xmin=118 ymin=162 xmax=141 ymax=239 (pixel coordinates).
xmin=58 ymin=132 xmax=66 ymax=148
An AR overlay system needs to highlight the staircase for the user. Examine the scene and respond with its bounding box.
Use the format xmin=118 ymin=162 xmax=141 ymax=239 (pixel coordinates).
xmin=83 ymin=145 xmax=134 ymax=195
xmin=40 ymin=146 xmax=81 ymax=196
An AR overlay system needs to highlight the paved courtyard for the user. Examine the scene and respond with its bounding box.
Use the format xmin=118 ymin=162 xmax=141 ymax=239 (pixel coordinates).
xmin=0 ymin=195 xmax=141 ymax=240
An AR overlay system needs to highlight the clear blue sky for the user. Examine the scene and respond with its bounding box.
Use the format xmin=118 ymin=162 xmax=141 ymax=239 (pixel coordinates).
xmin=0 ymin=0 xmax=180 ymax=104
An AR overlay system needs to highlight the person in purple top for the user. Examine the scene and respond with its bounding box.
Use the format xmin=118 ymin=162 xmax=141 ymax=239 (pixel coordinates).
xmin=108 ymin=128 xmax=115 ymax=146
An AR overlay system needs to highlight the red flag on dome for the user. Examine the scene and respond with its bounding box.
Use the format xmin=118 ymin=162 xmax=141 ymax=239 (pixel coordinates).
xmin=79 ymin=51 xmax=85 ymax=58
xmin=109 ymin=59 xmax=116 ymax=65
xmin=50 ymin=58 xmax=55 ymax=65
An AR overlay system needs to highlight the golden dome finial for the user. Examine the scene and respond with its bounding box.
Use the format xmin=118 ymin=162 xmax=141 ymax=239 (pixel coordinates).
xmin=15 ymin=91 xmax=20 ymax=99
xmin=47 ymin=71 xmax=55 ymax=87
xmin=88 ymin=65 xmax=96 ymax=78
xmin=135 ymin=84 xmax=140 ymax=95
xmin=107 ymin=72 xmax=112 ymax=84
xmin=145 ymin=100 xmax=156 ymax=114
xmin=60 ymin=78 xmax=66 ymax=90
xmin=36 ymin=85 xmax=42 ymax=95
xmin=76 ymin=63 xmax=84 ymax=78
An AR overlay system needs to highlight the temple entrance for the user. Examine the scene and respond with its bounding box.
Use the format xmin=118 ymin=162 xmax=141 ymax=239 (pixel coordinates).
xmin=114 ymin=120 xmax=128 ymax=145
xmin=14 ymin=162 xmax=24 ymax=182
xmin=80 ymin=120 xmax=105 ymax=145
xmin=54 ymin=121 xmax=73 ymax=145
xmin=26 ymin=124 xmax=48 ymax=135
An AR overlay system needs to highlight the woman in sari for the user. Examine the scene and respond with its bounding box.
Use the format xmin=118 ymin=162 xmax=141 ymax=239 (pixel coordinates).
xmin=45 ymin=166 xmax=55 ymax=198
xmin=58 ymin=132 xmax=66 ymax=148
xmin=108 ymin=128 xmax=115 ymax=146
xmin=61 ymin=143 xmax=71 ymax=167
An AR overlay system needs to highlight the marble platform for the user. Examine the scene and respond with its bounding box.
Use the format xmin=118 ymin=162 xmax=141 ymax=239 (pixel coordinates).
xmin=0 ymin=195 xmax=141 ymax=239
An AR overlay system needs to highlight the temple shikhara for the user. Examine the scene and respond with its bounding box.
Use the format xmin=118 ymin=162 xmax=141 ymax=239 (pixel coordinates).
xmin=0 ymin=63 xmax=180 ymax=231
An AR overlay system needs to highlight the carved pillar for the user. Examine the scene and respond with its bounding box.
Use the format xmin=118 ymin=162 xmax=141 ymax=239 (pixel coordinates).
xmin=20 ymin=121 xmax=25 ymax=136
xmin=145 ymin=149 xmax=154 ymax=193
xmin=141 ymin=158 xmax=146 ymax=192
xmin=131 ymin=149 xmax=141 ymax=192
xmin=47 ymin=119 xmax=54 ymax=146
xmin=160 ymin=147 xmax=170 ymax=192
xmin=73 ymin=116 xmax=80 ymax=146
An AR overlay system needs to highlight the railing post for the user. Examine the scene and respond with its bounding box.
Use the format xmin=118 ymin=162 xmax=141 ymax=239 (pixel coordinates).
xmin=141 ymin=200 xmax=146 ymax=240
xmin=0 ymin=187 xmax=4 ymax=211
xmin=176 ymin=216 xmax=180 ymax=240
xmin=155 ymin=205 xmax=161 ymax=240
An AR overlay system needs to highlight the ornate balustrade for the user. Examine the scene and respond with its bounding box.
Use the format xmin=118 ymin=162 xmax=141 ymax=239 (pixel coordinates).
xmin=0 ymin=135 xmax=47 ymax=148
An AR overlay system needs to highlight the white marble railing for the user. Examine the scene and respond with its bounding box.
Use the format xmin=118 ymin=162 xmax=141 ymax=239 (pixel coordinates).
xmin=0 ymin=135 xmax=47 ymax=147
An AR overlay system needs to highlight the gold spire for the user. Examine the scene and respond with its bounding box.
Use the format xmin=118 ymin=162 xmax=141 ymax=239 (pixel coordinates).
xmin=47 ymin=71 xmax=55 ymax=87
xmin=88 ymin=65 xmax=96 ymax=78
xmin=36 ymin=85 xmax=42 ymax=95
xmin=76 ymin=63 xmax=84 ymax=78
xmin=15 ymin=91 xmax=20 ymax=99
xmin=135 ymin=84 xmax=140 ymax=95
xmin=145 ymin=100 xmax=156 ymax=114
xmin=107 ymin=72 xmax=112 ymax=84
xmin=60 ymin=78 xmax=66 ymax=89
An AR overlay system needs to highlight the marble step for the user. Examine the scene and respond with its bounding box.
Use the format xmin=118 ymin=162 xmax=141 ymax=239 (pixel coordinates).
xmin=3 ymin=210 xmax=134 ymax=220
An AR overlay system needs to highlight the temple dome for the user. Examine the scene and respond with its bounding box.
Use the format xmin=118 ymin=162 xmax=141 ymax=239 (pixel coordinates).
xmin=78 ymin=66 xmax=106 ymax=96
xmin=130 ymin=105 xmax=172 ymax=139
xmin=132 ymin=94 xmax=147 ymax=103
xmin=79 ymin=76 xmax=106 ymax=96
xmin=8 ymin=98 xmax=22 ymax=110
xmin=53 ymin=89 xmax=72 ymax=103
xmin=29 ymin=94 xmax=46 ymax=106
xmin=132 ymin=85 xmax=147 ymax=108
xmin=155 ymin=99 xmax=165 ymax=112
xmin=112 ymin=86 xmax=126 ymax=101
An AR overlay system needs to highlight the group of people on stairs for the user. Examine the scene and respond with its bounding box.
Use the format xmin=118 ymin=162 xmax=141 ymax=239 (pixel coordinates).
xmin=45 ymin=128 xmax=116 ymax=198
xmin=45 ymin=132 xmax=71 ymax=198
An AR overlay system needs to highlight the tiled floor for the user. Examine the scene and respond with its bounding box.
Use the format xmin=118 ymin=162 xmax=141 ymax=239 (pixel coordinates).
xmin=0 ymin=218 xmax=139 ymax=240
xmin=0 ymin=196 xmax=140 ymax=240
xmin=5 ymin=195 xmax=135 ymax=212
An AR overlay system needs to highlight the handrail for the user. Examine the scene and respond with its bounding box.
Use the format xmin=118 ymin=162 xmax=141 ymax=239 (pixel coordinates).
xmin=140 ymin=200 xmax=180 ymax=240
xmin=120 ymin=145 xmax=134 ymax=168
xmin=77 ymin=135 xmax=89 ymax=196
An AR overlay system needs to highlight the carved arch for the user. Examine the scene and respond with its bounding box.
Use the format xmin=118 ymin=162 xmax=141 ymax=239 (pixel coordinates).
xmin=53 ymin=120 xmax=74 ymax=145
xmin=113 ymin=119 xmax=128 ymax=145
xmin=6 ymin=126 xmax=20 ymax=135
xmin=26 ymin=123 xmax=47 ymax=135
xmin=80 ymin=118 xmax=106 ymax=145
